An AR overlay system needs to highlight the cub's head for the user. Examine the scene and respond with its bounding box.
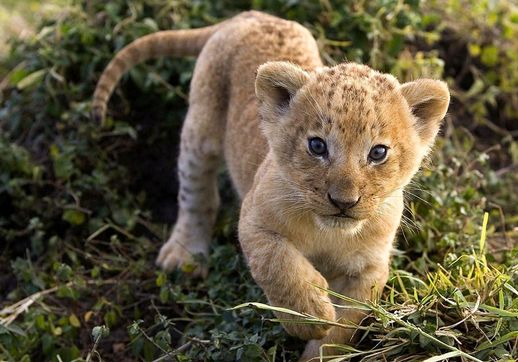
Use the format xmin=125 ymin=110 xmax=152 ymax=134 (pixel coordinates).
xmin=255 ymin=61 xmax=449 ymax=229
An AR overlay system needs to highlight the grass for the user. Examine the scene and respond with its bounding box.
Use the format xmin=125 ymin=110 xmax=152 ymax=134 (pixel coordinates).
xmin=0 ymin=0 xmax=517 ymax=361
xmin=235 ymin=213 xmax=518 ymax=361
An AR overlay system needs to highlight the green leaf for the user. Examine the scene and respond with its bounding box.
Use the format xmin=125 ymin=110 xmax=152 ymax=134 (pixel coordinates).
xmin=16 ymin=69 xmax=47 ymax=90
xmin=62 ymin=209 xmax=86 ymax=225
xmin=480 ymin=46 xmax=499 ymax=66
xmin=69 ymin=314 xmax=81 ymax=328
xmin=92 ymin=325 xmax=110 ymax=341
xmin=0 ymin=323 xmax=27 ymax=337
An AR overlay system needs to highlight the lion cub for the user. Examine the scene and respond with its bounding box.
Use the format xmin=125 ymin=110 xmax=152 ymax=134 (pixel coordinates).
xmin=93 ymin=11 xmax=449 ymax=360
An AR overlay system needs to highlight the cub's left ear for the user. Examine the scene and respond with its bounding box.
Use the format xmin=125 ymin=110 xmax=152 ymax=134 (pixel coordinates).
xmin=400 ymin=79 xmax=450 ymax=145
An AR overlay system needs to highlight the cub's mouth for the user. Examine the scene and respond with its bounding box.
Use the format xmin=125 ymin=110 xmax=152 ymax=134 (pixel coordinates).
xmin=329 ymin=212 xmax=356 ymax=219
xmin=315 ymin=212 xmax=364 ymax=230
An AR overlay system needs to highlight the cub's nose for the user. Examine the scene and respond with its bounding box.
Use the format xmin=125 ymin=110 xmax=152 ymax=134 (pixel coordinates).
xmin=327 ymin=193 xmax=360 ymax=212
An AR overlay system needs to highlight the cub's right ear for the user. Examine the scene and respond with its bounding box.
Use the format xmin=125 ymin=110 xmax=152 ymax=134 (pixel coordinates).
xmin=255 ymin=62 xmax=309 ymax=122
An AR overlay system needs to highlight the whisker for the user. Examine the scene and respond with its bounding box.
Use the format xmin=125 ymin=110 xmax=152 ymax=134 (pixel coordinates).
xmin=403 ymin=190 xmax=432 ymax=207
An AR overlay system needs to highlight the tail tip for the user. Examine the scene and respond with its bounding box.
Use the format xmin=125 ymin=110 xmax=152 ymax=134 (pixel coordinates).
xmin=91 ymin=106 xmax=104 ymax=124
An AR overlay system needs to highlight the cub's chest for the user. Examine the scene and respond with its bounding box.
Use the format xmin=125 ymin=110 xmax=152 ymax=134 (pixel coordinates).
xmin=294 ymin=228 xmax=393 ymax=280
xmin=306 ymin=242 xmax=373 ymax=279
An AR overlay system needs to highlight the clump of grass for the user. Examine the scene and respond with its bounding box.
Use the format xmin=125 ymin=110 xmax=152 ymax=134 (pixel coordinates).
xmin=235 ymin=213 xmax=518 ymax=361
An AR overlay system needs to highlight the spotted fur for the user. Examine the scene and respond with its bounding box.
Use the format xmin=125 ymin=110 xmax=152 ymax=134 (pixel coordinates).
xmin=93 ymin=11 xmax=449 ymax=361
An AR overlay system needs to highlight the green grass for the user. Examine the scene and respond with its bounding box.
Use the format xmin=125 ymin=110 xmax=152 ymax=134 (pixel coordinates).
xmin=0 ymin=0 xmax=517 ymax=361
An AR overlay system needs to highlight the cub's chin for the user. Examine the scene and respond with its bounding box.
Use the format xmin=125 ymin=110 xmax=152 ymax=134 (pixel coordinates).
xmin=314 ymin=214 xmax=365 ymax=233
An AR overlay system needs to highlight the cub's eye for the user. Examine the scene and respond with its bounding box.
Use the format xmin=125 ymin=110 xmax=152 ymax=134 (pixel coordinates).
xmin=308 ymin=137 xmax=327 ymax=156
xmin=368 ymin=145 xmax=388 ymax=163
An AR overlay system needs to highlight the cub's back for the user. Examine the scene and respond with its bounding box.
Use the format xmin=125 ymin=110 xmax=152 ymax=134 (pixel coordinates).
xmin=200 ymin=11 xmax=323 ymax=197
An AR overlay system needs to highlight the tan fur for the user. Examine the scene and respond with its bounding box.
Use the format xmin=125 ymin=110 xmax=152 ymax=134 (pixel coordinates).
xmin=93 ymin=11 xmax=450 ymax=360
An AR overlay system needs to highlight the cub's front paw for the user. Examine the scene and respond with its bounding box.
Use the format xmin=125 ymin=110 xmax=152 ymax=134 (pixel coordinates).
xmin=277 ymin=287 xmax=336 ymax=340
xmin=156 ymin=232 xmax=209 ymax=278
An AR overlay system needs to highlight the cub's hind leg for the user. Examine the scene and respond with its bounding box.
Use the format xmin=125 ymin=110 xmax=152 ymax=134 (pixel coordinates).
xmin=156 ymin=105 xmax=223 ymax=277
xmin=156 ymin=52 xmax=226 ymax=277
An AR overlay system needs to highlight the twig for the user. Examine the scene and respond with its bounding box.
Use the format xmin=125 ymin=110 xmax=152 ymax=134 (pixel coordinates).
xmin=0 ymin=279 xmax=118 ymax=326
xmin=0 ymin=285 xmax=60 ymax=326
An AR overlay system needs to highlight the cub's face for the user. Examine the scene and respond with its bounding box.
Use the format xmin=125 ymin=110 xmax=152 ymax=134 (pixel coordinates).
xmin=256 ymin=62 xmax=450 ymax=228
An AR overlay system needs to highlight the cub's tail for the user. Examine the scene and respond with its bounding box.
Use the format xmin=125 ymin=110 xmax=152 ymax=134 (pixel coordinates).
xmin=92 ymin=24 xmax=220 ymax=122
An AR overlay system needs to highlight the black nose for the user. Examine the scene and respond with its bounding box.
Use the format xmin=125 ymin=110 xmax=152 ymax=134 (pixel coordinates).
xmin=327 ymin=193 xmax=360 ymax=212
